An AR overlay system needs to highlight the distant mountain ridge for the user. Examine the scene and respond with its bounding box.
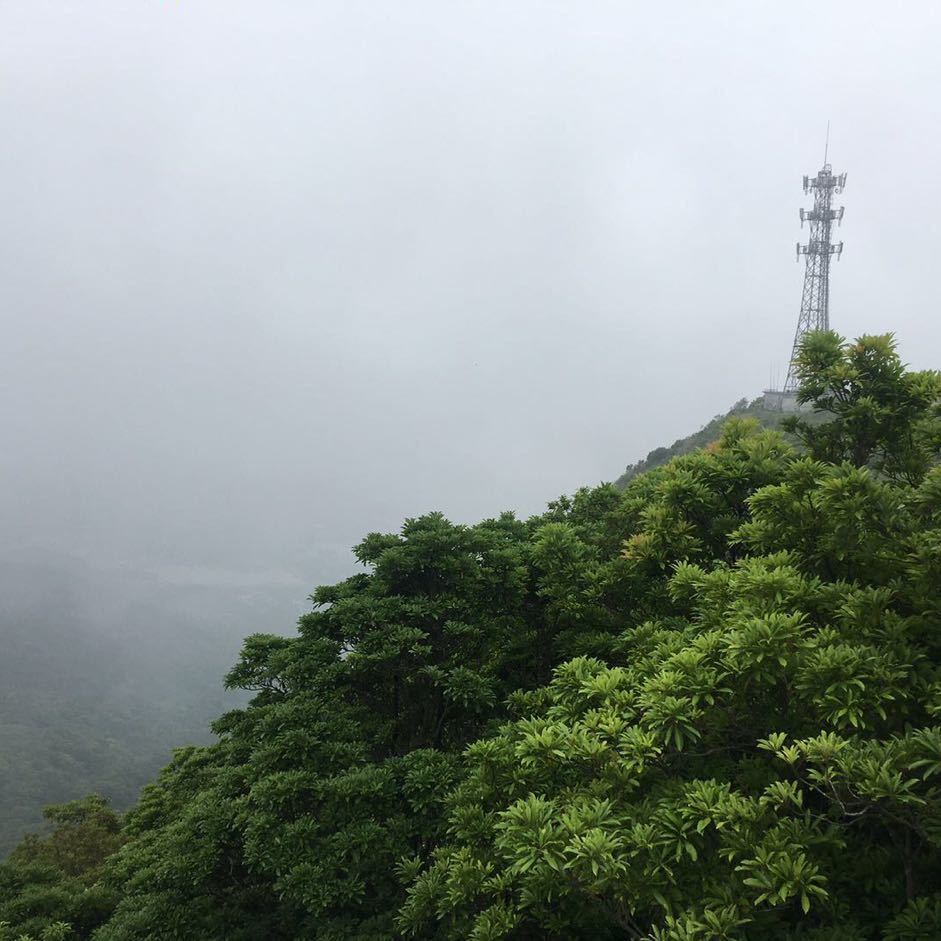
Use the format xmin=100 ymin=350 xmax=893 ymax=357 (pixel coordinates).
xmin=615 ymin=397 xmax=790 ymax=487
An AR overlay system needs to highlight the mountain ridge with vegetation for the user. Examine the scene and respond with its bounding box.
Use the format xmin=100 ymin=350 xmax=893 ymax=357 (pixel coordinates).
xmin=616 ymin=398 xmax=795 ymax=487
xmin=4 ymin=331 xmax=941 ymax=941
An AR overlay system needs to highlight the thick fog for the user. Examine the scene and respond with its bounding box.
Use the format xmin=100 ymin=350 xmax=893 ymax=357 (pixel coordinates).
xmin=3 ymin=1 xmax=941 ymax=603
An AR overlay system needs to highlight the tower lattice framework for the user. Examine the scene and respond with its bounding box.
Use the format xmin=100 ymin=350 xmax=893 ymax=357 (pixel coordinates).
xmin=784 ymin=162 xmax=847 ymax=393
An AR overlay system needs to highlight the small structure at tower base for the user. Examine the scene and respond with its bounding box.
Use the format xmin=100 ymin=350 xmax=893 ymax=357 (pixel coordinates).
xmin=762 ymin=389 xmax=803 ymax=412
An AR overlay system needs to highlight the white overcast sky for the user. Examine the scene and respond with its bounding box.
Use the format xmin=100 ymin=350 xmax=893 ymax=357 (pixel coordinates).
xmin=2 ymin=1 xmax=940 ymax=586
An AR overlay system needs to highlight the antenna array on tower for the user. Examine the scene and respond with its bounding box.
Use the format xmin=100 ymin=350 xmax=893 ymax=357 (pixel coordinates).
xmin=783 ymin=158 xmax=847 ymax=394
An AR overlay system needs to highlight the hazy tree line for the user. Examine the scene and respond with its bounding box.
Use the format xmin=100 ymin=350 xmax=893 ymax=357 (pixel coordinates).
xmin=3 ymin=331 xmax=941 ymax=940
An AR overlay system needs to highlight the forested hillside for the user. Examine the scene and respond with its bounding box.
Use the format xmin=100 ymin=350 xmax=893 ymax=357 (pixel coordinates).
xmin=615 ymin=398 xmax=789 ymax=486
xmin=3 ymin=331 xmax=941 ymax=941
xmin=0 ymin=553 xmax=297 ymax=854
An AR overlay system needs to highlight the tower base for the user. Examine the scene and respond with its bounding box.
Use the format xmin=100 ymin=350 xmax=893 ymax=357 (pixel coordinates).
xmin=762 ymin=389 xmax=804 ymax=413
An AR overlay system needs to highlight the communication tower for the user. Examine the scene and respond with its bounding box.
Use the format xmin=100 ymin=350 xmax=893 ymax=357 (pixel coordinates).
xmin=765 ymin=135 xmax=847 ymax=410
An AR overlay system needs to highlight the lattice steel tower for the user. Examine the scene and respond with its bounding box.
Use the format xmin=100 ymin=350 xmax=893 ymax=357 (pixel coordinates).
xmin=783 ymin=149 xmax=847 ymax=393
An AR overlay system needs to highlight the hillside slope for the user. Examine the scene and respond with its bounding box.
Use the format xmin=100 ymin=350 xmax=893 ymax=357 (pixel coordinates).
xmin=3 ymin=333 xmax=941 ymax=940
xmin=615 ymin=396 xmax=789 ymax=486
xmin=0 ymin=550 xmax=300 ymax=854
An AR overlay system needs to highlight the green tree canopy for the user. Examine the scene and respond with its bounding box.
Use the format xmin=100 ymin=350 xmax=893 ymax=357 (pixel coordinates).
xmin=0 ymin=796 xmax=121 ymax=941
xmin=784 ymin=331 xmax=941 ymax=483
xmin=6 ymin=329 xmax=941 ymax=941
xmin=398 ymin=332 xmax=941 ymax=940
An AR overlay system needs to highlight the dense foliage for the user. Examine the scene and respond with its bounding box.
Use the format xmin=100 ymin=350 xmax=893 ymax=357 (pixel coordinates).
xmin=4 ymin=331 xmax=941 ymax=940
xmin=0 ymin=797 xmax=121 ymax=941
